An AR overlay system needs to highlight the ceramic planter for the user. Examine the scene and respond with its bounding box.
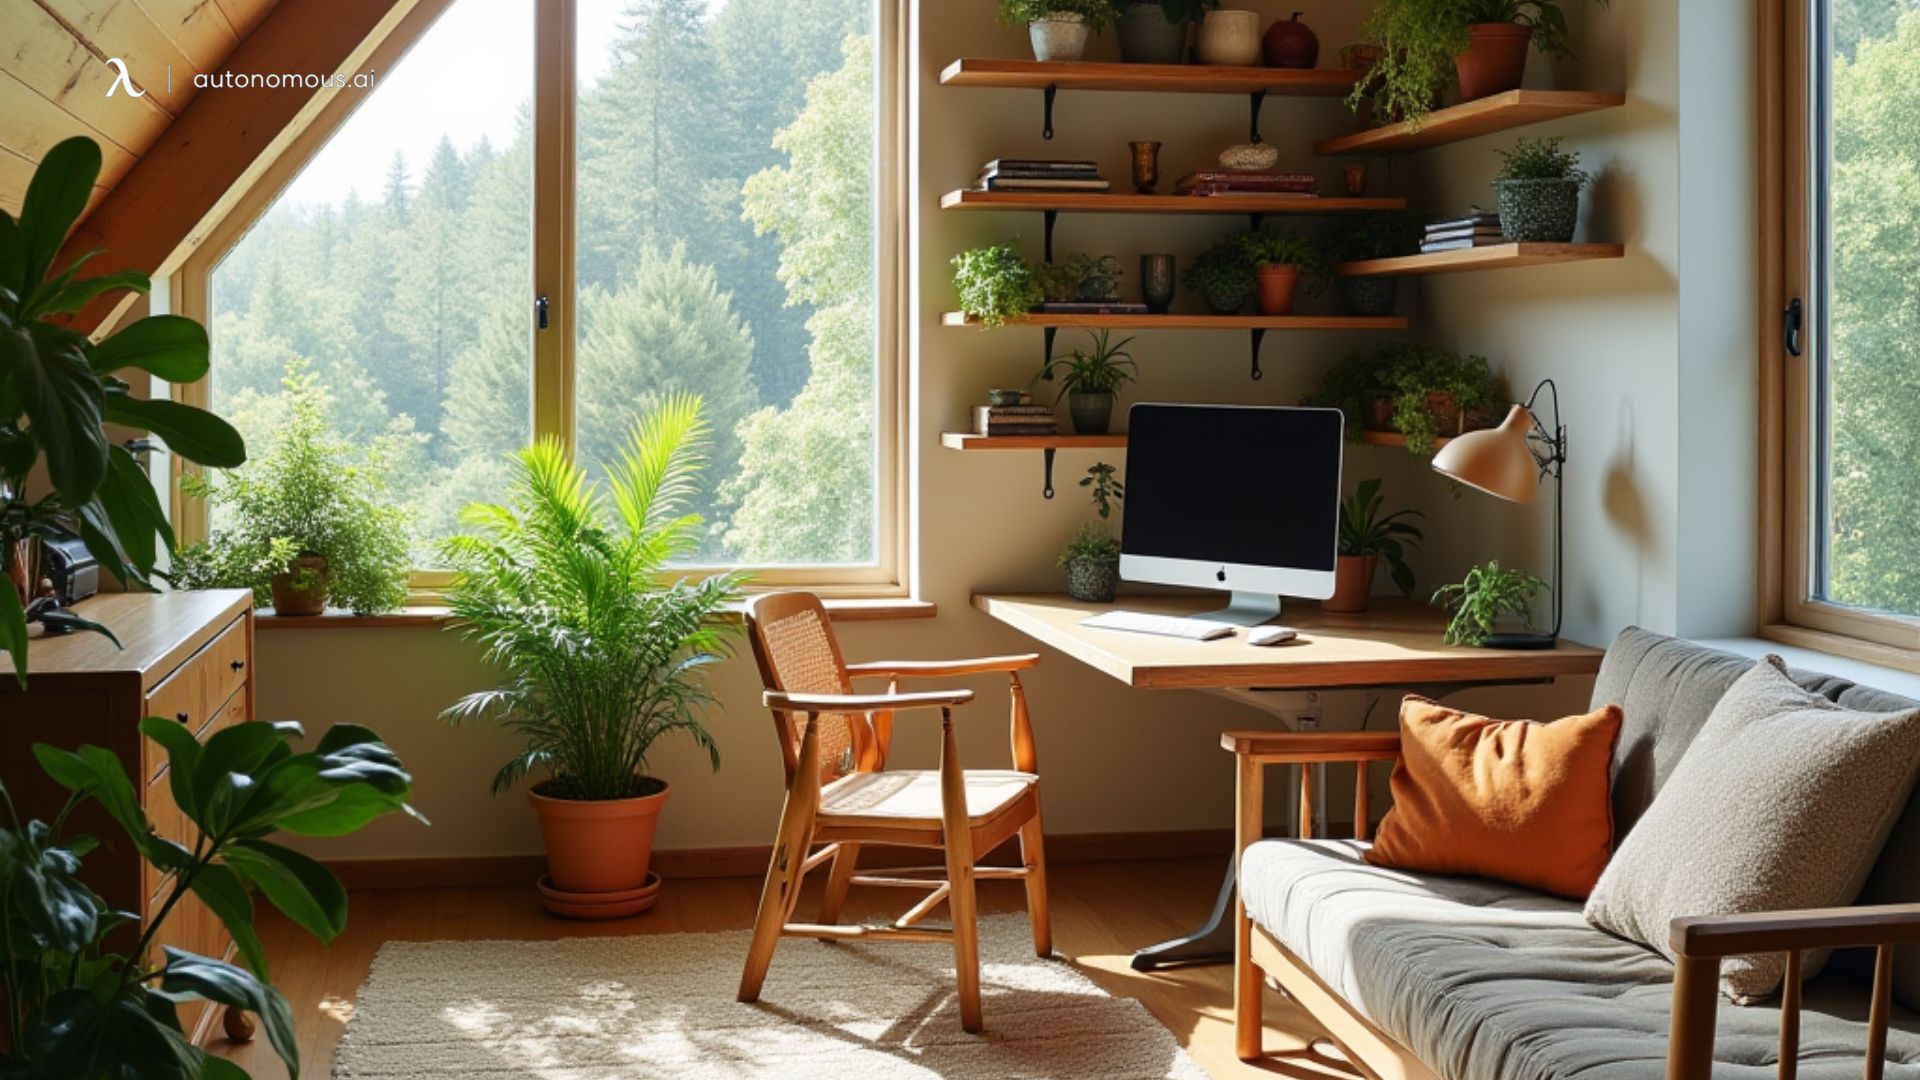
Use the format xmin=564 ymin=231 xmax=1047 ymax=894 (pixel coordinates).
xmin=1455 ymin=23 xmax=1532 ymax=101
xmin=1030 ymin=14 xmax=1090 ymax=62
xmin=1195 ymin=10 xmax=1262 ymax=65
xmin=1203 ymin=279 xmax=1254 ymax=315
xmin=1118 ymin=3 xmax=1188 ymax=63
xmin=1068 ymin=390 xmax=1116 ymax=434
xmin=1255 ymin=264 xmax=1301 ymax=316
xmin=1065 ymin=557 xmax=1120 ymax=603
xmin=531 ymin=780 xmax=669 ymax=915
xmin=1323 ymin=555 xmax=1377 ymax=613
xmin=269 ymin=554 xmax=330 ymax=616
xmin=1140 ymin=254 xmax=1176 ymax=312
xmin=1340 ymin=276 xmax=1399 ymax=316
xmin=1495 ymin=178 xmax=1581 ymax=242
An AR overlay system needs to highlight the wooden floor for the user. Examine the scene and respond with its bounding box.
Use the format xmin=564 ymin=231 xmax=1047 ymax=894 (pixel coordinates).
xmin=213 ymin=855 xmax=1354 ymax=1078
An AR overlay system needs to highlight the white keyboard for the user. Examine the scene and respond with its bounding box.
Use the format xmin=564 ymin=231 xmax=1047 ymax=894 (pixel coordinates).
xmin=1080 ymin=610 xmax=1235 ymax=641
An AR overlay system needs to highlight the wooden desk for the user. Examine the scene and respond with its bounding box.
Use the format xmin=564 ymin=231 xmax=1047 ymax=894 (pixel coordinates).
xmin=974 ymin=592 xmax=1604 ymax=968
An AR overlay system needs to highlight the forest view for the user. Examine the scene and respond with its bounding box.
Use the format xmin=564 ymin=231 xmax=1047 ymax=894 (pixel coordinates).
xmin=208 ymin=0 xmax=877 ymax=567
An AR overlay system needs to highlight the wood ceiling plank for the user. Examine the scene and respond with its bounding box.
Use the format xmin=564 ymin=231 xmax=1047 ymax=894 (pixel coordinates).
xmin=135 ymin=0 xmax=242 ymax=72
xmin=0 ymin=70 xmax=143 ymax=190
xmin=39 ymin=0 xmax=200 ymax=112
xmin=0 ymin=146 xmax=110 ymax=221
xmin=211 ymin=0 xmax=275 ymax=40
xmin=2 ymin=0 xmax=174 ymax=153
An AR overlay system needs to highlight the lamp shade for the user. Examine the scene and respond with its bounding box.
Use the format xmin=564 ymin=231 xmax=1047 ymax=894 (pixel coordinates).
xmin=1431 ymin=404 xmax=1540 ymax=504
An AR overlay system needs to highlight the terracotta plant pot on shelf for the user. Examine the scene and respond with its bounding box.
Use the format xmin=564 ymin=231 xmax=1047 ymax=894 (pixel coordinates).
xmin=1255 ymin=264 xmax=1301 ymax=316
xmin=1455 ymin=22 xmax=1532 ymax=101
xmin=269 ymin=554 xmax=330 ymax=616
xmin=530 ymin=779 xmax=669 ymax=918
xmin=1323 ymin=555 xmax=1377 ymax=614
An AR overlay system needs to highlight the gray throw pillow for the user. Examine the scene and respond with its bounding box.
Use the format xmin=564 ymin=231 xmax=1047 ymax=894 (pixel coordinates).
xmin=1584 ymin=657 xmax=1920 ymax=1003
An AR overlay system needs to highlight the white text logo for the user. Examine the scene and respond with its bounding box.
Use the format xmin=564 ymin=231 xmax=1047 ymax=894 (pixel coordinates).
xmin=104 ymin=58 xmax=146 ymax=98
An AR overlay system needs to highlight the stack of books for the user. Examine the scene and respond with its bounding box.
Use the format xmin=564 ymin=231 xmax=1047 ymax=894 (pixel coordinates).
xmin=1422 ymin=213 xmax=1508 ymax=252
xmin=973 ymin=399 xmax=1059 ymax=437
xmin=976 ymin=159 xmax=1109 ymax=192
xmin=1173 ymin=170 xmax=1319 ymax=197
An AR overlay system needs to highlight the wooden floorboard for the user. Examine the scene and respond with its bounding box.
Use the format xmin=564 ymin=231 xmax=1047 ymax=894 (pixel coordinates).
xmin=211 ymin=855 xmax=1350 ymax=1078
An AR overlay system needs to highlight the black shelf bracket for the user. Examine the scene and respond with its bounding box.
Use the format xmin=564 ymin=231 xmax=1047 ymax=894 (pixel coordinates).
xmin=1043 ymin=324 xmax=1058 ymax=364
xmin=1249 ymin=90 xmax=1267 ymax=144
xmin=1248 ymin=212 xmax=1266 ymax=230
xmin=1043 ymin=209 xmax=1059 ymax=263
xmin=1042 ymin=447 xmax=1058 ymax=499
xmin=1249 ymin=328 xmax=1266 ymax=381
xmin=1042 ymin=84 xmax=1058 ymax=140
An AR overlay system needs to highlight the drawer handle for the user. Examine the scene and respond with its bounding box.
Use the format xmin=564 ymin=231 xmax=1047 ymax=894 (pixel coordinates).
xmin=229 ymin=659 xmax=245 ymax=673
xmin=175 ymin=711 xmax=190 ymax=725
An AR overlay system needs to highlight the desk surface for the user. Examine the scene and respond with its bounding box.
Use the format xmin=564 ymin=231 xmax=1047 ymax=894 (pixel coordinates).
xmin=973 ymin=593 xmax=1604 ymax=690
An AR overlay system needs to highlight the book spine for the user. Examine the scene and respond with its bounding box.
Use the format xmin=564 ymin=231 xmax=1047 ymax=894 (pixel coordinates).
xmin=981 ymin=169 xmax=1104 ymax=180
xmin=1420 ymin=237 xmax=1510 ymax=252
xmin=983 ymin=159 xmax=1099 ymax=172
xmin=984 ymin=178 xmax=1112 ymax=191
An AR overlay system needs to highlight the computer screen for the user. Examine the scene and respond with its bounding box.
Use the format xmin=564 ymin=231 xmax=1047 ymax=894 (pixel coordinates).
xmin=1121 ymin=403 xmax=1344 ymax=578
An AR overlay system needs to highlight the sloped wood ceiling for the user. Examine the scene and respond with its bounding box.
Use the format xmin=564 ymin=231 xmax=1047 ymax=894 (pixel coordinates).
xmin=0 ymin=0 xmax=282 ymax=215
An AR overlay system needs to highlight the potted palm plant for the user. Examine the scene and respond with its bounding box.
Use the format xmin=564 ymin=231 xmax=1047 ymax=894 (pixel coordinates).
xmin=1034 ymin=329 xmax=1140 ymax=434
xmin=1238 ymin=229 xmax=1326 ymax=316
xmin=1328 ymin=478 xmax=1424 ymax=613
xmin=1000 ymin=0 xmax=1122 ymax=61
xmin=1060 ymin=462 xmax=1125 ymax=603
xmin=440 ymin=393 xmax=745 ymax=918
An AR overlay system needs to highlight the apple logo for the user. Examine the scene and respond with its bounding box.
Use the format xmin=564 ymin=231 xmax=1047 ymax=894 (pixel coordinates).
xmin=1215 ymin=568 xmax=1227 ymax=582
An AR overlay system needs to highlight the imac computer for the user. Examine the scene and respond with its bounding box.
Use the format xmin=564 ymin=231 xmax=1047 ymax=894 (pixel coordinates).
xmin=1117 ymin=403 xmax=1344 ymax=626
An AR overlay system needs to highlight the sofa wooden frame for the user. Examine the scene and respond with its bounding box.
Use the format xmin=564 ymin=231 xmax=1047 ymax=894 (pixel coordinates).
xmin=1224 ymin=731 xmax=1920 ymax=1080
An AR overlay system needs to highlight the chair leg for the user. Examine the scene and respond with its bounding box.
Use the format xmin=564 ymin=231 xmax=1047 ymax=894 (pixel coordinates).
xmin=739 ymin=716 xmax=823 ymax=1004
xmin=1018 ymin=814 xmax=1052 ymax=957
xmin=937 ymin=707 xmax=984 ymax=1033
xmin=819 ymin=842 xmax=861 ymax=925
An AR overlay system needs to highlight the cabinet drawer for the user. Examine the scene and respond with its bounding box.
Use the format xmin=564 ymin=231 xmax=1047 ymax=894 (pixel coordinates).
xmin=142 ymin=687 xmax=247 ymax=903
xmin=142 ymin=615 xmax=248 ymax=782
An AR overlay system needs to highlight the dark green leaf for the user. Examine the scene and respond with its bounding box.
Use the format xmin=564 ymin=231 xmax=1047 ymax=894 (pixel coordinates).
xmin=88 ymin=315 xmax=207 ymax=382
xmin=198 ymin=1055 xmax=251 ymax=1080
xmin=35 ymin=269 xmax=150 ymax=319
xmin=102 ymin=394 xmax=245 ymax=468
xmin=0 ymin=569 xmax=25 ymax=686
xmin=95 ymin=442 xmax=173 ymax=574
xmin=18 ymin=137 xmax=101 ymax=289
xmin=29 ymin=985 xmax=201 ymax=1080
xmin=140 ymin=715 xmax=204 ymax=822
xmin=188 ymin=862 xmax=269 ymax=979
xmin=225 ymin=838 xmax=348 ymax=944
xmin=4 ymin=322 xmax=108 ymax=501
xmin=32 ymin=743 xmax=145 ymax=844
xmin=34 ymin=608 xmax=122 ymax=648
xmin=192 ymin=722 xmax=293 ymax=832
xmin=77 ymin=496 xmax=144 ymax=590
xmin=0 ymin=211 xmax=25 ymax=300
xmin=159 ymin=948 xmax=299 ymax=1078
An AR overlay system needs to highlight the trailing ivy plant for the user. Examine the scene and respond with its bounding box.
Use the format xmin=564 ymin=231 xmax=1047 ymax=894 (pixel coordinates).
xmin=0 ymin=136 xmax=246 ymax=679
xmin=952 ymin=242 xmax=1043 ymax=328
xmin=1348 ymin=0 xmax=1603 ymax=126
xmin=0 ymin=719 xmax=421 ymax=1079
xmin=1381 ymin=343 xmax=1497 ymax=457
xmin=1433 ymin=559 xmax=1546 ymax=645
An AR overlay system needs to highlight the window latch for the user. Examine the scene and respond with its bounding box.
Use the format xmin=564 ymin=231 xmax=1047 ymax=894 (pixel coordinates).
xmin=1784 ymin=297 xmax=1803 ymax=358
xmin=536 ymin=294 xmax=550 ymax=331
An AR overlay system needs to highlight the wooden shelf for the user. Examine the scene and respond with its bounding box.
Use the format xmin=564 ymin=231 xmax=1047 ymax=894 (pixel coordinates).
xmin=940 ymin=190 xmax=1406 ymax=214
xmin=941 ymin=433 xmax=1127 ymax=450
xmin=1358 ymin=430 xmax=1453 ymax=449
xmin=1314 ymin=90 xmax=1626 ymax=155
xmin=941 ymin=312 xmax=1409 ymax=330
xmin=941 ymin=58 xmax=1360 ymax=96
xmin=1335 ymin=242 xmax=1624 ymax=278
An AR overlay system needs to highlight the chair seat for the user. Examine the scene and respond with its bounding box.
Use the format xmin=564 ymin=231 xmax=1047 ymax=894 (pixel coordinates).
xmin=819 ymin=769 xmax=1037 ymax=827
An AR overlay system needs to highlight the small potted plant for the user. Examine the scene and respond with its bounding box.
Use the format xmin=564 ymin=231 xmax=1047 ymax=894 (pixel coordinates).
xmin=1434 ymin=559 xmax=1546 ymax=646
xmin=1304 ymin=348 xmax=1395 ymax=436
xmin=1331 ymin=210 xmax=1422 ymax=316
xmin=1000 ymin=0 xmax=1122 ymax=62
xmin=1035 ymin=329 xmax=1140 ymax=434
xmin=1237 ymin=229 xmax=1326 ymax=316
xmin=1184 ymin=234 xmax=1258 ymax=314
xmin=953 ymin=241 xmax=1044 ymax=327
xmin=1349 ymin=0 xmax=1602 ymax=125
xmin=1328 ymin=478 xmax=1424 ymax=613
xmin=1119 ymin=0 xmax=1203 ymax=63
xmin=1383 ymin=343 xmax=1498 ymax=456
xmin=1493 ymin=136 xmax=1590 ymax=242
xmin=171 ymin=361 xmax=412 ymax=616
xmin=1060 ymin=462 xmax=1125 ymax=603
xmin=441 ymin=394 xmax=744 ymax=919
xmin=1036 ymin=252 xmax=1126 ymax=306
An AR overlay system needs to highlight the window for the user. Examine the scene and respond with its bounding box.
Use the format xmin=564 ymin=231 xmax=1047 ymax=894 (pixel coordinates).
xmin=178 ymin=0 xmax=903 ymax=590
xmin=1767 ymin=0 xmax=1920 ymax=654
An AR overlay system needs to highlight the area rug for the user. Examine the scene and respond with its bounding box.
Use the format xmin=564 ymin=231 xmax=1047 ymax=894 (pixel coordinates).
xmin=332 ymin=915 xmax=1208 ymax=1079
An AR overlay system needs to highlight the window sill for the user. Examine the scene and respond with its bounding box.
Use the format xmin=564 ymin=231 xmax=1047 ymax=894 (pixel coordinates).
xmin=254 ymin=596 xmax=938 ymax=630
xmin=1703 ymin=625 xmax=1920 ymax=696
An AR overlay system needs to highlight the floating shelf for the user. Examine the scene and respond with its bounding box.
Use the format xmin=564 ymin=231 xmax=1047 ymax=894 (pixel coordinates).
xmin=940 ymin=59 xmax=1360 ymax=96
xmin=941 ymin=433 xmax=1127 ymax=451
xmin=941 ymin=312 xmax=1408 ymax=330
xmin=1359 ymin=430 xmax=1454 ymax=449
xmin=940 ymin=190 xmax=1407 ymax=215
xmin=1314 ymin=90 xmax=1627 ymax=156
xmin=1335 ymin=242 xmax=1625 ymax=278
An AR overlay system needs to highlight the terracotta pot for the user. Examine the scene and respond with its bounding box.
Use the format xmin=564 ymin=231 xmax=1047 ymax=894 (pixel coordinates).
xmin=269 ymin=554 xmax=330 ymax=616
xmin=1425 ymin=390 xmax=1462 ymax=434
xmin=1364 ymin=394 xmax=1394 ymax=432
xmin=1255 ymin=264 xmax=1300 ymax=316
xmin=1323 ymin=555 xmax=1377 ymax=614
xmin=1195 ymin=10 xmax=1262 ymax=65
xmin=530 ymin=779 xmax=669 ymax=898
xmin=1455 ymin=23 xmax=1532 ymax=101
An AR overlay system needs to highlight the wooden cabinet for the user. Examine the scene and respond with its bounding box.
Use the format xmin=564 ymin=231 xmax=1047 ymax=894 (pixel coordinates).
xmin=0 ymin=588 xmax=255 ymax=1045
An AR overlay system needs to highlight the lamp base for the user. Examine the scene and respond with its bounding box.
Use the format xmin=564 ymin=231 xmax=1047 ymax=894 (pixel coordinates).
xmin=1482 ymin=631 xmax=1558 ymax=650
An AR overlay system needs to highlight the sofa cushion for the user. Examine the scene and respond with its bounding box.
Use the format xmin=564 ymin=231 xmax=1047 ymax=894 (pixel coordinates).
xmin=1241 ymin=839 xmax=1920 ymax=1080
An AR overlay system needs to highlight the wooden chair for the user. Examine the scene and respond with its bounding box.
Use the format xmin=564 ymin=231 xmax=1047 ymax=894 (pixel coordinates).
xmin=736 ymin=591 xmax=1050 ymax=1033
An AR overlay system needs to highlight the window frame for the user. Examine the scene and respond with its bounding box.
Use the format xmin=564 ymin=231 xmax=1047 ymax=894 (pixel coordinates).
xmin=1760 ymin=0 xmax=1920 ymax=667
xmin=170 ymin=0 xmax=911 ymax=602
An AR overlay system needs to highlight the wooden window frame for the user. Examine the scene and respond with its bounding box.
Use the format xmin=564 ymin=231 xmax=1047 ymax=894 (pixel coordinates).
xmin=169 ymin=0 xmax=912 ymax=603
xmin=1758 ymin=0 xmax=1920 ymax=669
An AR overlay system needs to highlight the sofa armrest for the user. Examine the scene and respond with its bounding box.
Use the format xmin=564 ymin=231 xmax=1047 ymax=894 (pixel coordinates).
xmin=1220 ymin=730 xmax=1402 ymax=764
xmin=1671 ymin=903 xmax=1920 ymax=959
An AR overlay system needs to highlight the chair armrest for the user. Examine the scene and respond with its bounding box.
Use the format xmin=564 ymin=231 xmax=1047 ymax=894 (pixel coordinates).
xmin=762 ymin=689 xmax=974 ymax=714
xmin=1221 ymin=730 xmax=1402 ymax=763
xmin=1670 ymin=903 xmax=1920 ymax=959
xmin=845 ymin=654 xmax=1041 ymax=679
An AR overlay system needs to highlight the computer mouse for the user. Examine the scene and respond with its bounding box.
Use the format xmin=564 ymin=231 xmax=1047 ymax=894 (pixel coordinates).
xmin=1247 ymin=626 xmax=1298 ymax=646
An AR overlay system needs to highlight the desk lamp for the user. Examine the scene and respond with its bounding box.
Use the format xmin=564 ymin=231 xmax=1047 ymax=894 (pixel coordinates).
xmin=1430 ymin=378 xmax=1565 ymax=649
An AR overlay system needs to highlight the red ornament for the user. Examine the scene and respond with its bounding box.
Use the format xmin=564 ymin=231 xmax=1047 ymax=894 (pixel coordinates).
xmin=1262 ymin=11 xmax=1320 ymax=69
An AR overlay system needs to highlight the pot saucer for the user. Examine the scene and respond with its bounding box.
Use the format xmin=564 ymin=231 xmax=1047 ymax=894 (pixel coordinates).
xmin=536 ymin=871 xmax=662 ymax=919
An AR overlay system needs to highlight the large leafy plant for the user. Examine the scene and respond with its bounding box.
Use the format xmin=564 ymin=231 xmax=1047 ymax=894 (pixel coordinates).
xmin=1339 ymin=478 xmax=1425 ymax=594
xmin=170 ymin=362 xmax=411 ymax=616
xmin=0 ymin=719 xmax=420 ymax=1078
xmin=440 ymin=394 xmax=746 ymax=801
xmin=0 ymin=136 xmax=245 ymax=678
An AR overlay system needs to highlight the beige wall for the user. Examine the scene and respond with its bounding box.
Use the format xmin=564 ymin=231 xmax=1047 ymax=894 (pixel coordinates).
xmin=266 ymin=0 xmax=1721 ymax=867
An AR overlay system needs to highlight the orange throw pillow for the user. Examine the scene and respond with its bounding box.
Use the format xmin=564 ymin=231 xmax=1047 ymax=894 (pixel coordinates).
xmin=1365 ymin=696 xmax=1623 ymax=899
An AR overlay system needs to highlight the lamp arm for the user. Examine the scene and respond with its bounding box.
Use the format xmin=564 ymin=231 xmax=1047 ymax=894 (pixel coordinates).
xmin=1521 ymin=378 xmax=1566 ymax=477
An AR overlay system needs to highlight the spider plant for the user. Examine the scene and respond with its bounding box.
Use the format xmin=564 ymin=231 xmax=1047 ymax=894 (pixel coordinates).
xmin=439 ymin=393 xmax=746 ymax=802
xmin=1034 ymin=330 xmax=1140 ymax=400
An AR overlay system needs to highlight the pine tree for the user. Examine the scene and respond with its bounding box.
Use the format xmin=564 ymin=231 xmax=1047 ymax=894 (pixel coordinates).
xmin=382 ymin=151 xmax=412 ymax=227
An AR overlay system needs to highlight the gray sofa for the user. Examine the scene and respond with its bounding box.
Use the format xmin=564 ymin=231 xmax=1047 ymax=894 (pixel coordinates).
xmin=1231 ymin=627 xmax=1920 ymax=1080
